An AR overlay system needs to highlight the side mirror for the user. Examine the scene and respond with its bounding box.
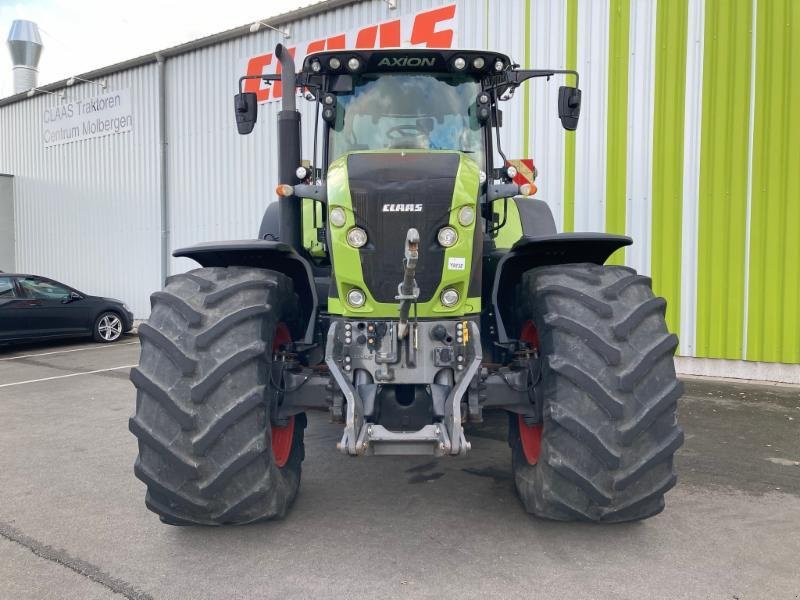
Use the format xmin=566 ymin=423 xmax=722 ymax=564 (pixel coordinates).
xmin=234 ymin=92 xmax=258 ymax=135
xmin=63 ymin=291 xmax=82 ymax=304
xmin=558 ymin=86 xmax=581 ymax=131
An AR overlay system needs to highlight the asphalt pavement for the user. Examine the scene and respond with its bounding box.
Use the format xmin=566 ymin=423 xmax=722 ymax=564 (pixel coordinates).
xmin=0 ymin=337 xmax=798 ymax=600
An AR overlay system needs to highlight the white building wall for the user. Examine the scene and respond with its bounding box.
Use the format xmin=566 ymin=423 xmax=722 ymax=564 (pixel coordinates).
xmin=0 ymin=64 xmax=162 ymax=317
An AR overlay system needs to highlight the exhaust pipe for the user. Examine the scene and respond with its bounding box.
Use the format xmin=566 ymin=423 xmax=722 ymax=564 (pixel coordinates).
xmin=275 ymin=43 xmax=302 ymax=252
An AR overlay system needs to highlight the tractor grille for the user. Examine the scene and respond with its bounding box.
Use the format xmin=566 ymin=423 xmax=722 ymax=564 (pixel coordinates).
xmin=347 ymin=153 xmax=459 ymax=303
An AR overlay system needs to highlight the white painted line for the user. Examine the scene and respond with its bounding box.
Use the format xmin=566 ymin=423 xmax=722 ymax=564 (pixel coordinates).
xmin=0 ymin=341 xmax=138 ymax=361
xmin=0 ymin=364 xmax=138 ymax=388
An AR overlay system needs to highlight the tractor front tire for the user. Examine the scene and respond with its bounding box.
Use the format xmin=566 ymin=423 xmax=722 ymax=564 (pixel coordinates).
xmin=129 ymin=266 xmax=305 ymax=525
xmin=510 ymin=263 xmax=683 ymax=522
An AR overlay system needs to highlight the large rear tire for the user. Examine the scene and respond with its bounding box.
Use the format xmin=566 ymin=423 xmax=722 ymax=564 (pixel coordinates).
xmin=129 ymin=266 xmax=305 ymax=525
xmin=510 ymin=263 xmax=683 ymax=522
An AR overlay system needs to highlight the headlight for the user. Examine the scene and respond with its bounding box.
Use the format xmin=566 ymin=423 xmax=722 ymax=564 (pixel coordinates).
xmin=330 ymin=207 xmax=346 ymax=227
xmin=329 ymin=57 xmax=341 ymax=70
xmin=346 ymin=227 xmax=368 ymax=248
xmin=437 ymin=226 xmax=458 ymax=247
xmin=472 ymin=57 xmax=485 ymax=69
xmin=494 ymin=59 xmax=504 ymax=72
xmin=310 ymin=60 xmax=322 ymax=73
xmin=519 ymin=183 xmax=533 ymax=196
xmin=458 ymin=205 xmax=475 ymax=226
xmin=295 ymin=166 xmax=309 ymax=180
xmin=453 ymin=57 xmax=466 ymax=70
xmin=506 ymin=165 xmax=518 ymax=179
xmin=440 ymin=288 xmax=460 ymax=307
xmin=347 ymin=288 xmax=366 ymax=307
xmin=347 ymin=57 xmax=361 ymax=71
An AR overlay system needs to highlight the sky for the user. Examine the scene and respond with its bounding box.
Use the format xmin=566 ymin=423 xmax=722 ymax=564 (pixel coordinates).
xmin=0 ymin=0 xmax=318 ymax=97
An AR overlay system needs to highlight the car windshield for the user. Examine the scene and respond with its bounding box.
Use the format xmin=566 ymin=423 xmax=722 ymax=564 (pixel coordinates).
xmin=329 ymin=73 xmax=483 ymax=166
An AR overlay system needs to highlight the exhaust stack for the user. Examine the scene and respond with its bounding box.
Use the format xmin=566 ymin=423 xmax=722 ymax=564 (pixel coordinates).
xmin=7 ymin=20 xmax=43 ymax=94
xmin=274 ymin=43 xmax=302 ymax=253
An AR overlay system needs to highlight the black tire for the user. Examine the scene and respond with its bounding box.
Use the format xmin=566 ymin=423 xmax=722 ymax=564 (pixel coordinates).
xmin=129 ymin=266 xmax=306 ymax=525
xmin=93 ymin=311 xmax=124 ymax=343
xmin=509 ymin=263 xmax=683 ymax=522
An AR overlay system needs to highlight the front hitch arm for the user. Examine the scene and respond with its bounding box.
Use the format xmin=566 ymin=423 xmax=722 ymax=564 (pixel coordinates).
xmin=396 ymin=228 xmax=420 ymax=340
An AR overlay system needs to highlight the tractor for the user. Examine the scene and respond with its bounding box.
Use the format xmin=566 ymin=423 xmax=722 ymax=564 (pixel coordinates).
xmin=130 ymin=45 xmax=683 ymax=525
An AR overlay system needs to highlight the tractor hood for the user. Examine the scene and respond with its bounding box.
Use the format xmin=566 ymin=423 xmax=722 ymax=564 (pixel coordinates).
xmin=326 ymin=150 xmax=482 ymax=318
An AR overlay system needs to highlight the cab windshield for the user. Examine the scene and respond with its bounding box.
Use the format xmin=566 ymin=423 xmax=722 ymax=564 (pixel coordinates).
xmin=328 ymin=73 xmax=484 ymax=166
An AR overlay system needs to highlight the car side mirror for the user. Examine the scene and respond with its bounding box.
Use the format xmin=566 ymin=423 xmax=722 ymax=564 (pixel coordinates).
xmin=558 ymin=86 xmax=581 ymax=131
xmin=63 ymin=291 xmax=82 ymax=304
xmin=234 ymin=92 xmax=258 ymax=135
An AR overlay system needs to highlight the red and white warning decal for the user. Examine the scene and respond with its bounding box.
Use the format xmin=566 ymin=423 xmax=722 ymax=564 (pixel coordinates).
xmin=505 ymin=159 xmax=538 ymax=189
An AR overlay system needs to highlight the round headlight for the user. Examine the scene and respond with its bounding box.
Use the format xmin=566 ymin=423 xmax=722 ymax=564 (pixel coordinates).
xmin=347 ymin=288 xmax=366 ymax=308
xmin=441 ymin=288 xmax=460 ymax=307
xmin=453 ymin=57 xmax=466 ymax=70
xmin=472 ymin=56 xmax=485 ymax=70
xmin=506 ymin=165 xmax=518 ymax=179
xmin=323 ymin=93 xmax=335 ymax=105
xmin=494 ymin=59 xmax=505 ymax=72
xmin=478 ymin=92 xmax=490 ymax=105
xmin=330 ymin=206 xmax=347 ymax=227
xmin=347 ymin=57 xmax=361 ymax=71
xmin=310 ymin=60 xmax=322 ymax=73
xmin=329 ymin=57 xmax=341 ymax=70
xmin=346 ymin=227 xmax=368 ymax=248
xmin=458 ymin=205 xmax=475 ymax=226
xmin=296 ymin=166 xmax=309 ymax=180
xmin=437 ymin=226 xmax=458 ymax=247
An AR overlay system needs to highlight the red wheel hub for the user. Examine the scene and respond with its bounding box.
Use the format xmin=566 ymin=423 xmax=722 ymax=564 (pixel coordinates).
xmin=518 ymin=320 xmax=543 ymax=465
xmin=271 ymin=322 xmax=295 ymax=468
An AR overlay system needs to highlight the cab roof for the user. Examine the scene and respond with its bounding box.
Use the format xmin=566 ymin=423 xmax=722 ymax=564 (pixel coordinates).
xmin=302 ymin=48 xmax=514 ymax=77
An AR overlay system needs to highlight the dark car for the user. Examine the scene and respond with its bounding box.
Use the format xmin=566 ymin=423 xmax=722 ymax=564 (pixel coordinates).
xmin=0 ymin=273 xmax=134 ymax=344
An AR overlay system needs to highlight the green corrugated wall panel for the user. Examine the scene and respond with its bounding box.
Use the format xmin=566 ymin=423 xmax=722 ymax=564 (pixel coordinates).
xmin=563 ymin=0 xmax=578 ymax=232
xmin=746 ymin=0 xmax=800 ymax=363
xmin=650 ymin=0 xmax=689 ymax=337
xmin=605 ymin=0 xmax=630 ymax=265
xmin=695 ymin=0 xmax=753 ymax=359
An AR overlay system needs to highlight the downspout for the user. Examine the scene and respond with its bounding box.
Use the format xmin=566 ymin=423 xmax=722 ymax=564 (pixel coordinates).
xmin=156 ymin=53 xmax=169 ymax=284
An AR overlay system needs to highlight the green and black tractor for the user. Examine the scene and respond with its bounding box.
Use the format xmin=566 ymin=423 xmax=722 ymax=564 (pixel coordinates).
xmin=130 ymin=45 xmax=683 ymax=525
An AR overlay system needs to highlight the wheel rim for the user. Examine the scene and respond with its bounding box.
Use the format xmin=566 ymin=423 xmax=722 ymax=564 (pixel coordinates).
xmin=98 ymin=314 xmax=122 ymax=341
xmin=271 ymin=322 xmax=294 ymax=468
xmin=519 ymin=320 xmax=543 ymax=465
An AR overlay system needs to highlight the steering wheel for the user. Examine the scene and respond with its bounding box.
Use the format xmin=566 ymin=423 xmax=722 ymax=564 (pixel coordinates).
xmin=386 ymin=124 xmax=427 ymax=140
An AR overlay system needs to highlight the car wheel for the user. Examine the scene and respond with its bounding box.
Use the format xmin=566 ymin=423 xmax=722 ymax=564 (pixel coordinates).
xmin=94 ymin=311 xmax=124 ymax=342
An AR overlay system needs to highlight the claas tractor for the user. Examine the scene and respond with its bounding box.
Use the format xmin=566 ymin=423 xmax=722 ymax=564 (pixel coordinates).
xmin=130 ymin=45 xmax=683 ymax=525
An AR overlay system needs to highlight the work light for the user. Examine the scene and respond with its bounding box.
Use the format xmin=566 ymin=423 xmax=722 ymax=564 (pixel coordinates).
xmin=347 ymin=288 xmax=366 ymax=307
xmin=330 ymin=207 xmax=346 ymax=227
xmin=346 ymin=227 xmax=368 ymax=248
xmin=458 ymin=206 xmax=475 ymax=226
xmin=437 ymin=226 xmax=458 ymax=247
xmin=441 ymin=288 xmax=460 ymax=307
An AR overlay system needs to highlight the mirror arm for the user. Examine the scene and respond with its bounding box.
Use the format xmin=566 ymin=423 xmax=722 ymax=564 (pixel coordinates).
xmin=505 ymin=69 xmax=580 ymax=89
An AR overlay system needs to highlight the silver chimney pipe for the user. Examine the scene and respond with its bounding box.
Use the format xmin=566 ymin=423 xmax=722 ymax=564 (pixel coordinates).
xmin=7 ymin=20 xmax=43 ymax=94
